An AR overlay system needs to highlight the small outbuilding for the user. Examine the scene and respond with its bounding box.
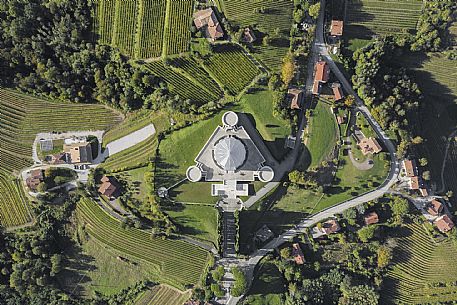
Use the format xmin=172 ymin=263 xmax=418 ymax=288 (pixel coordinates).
xmin=287 ymin=88 xmax=304 ymax=109
xmin=291 ymin=243 xmax=305 ymax=265
xmin=320 ymin=219 xmax=340 ymax=235
xmin=330 ymin=20 xmax=344 ymax=37
xmin=427 ymin=199 xmax=443 ymax=216
xmin=242 ymin=27 xmax=257 ymax=43
xmin=332 ymin=83 xmax=344 ymax=101
xmin=364 ymin=211 xmax=379 ymax=225
xmin=98 ymin=175 xmax=121 ymax=199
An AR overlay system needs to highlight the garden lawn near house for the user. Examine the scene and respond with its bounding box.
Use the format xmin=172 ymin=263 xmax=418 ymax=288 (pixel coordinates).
xmin=306 ymin=99 xmax=338 ymax=168
xmin=242 ymin=258 xmax=285 ymax=305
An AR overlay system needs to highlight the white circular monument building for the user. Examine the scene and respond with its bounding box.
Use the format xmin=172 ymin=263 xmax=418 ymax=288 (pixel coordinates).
xmin=222 ymin=111 xmax=239 ymax=127
xmin=214 ymin=136 xmax=246 ymax=171
xmin=186 ymin=165 xmax=203 ymax=182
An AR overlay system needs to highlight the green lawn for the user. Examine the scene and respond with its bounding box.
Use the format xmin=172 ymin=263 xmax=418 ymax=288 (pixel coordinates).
xmin=57 ymin=238 xmax=157 ymax=297
xmin=306 ymin=99 xmax=338 ymax=168
xmin=169 ymin=181 xmax=217 ymax=204
xmin=164 ymin=204 xmax=219 ymax=246
xmin=242 ymin=258 xmax=285 ymax=305
xmin=115 ymin=166 xmax=150 ymax=201
xmin=239 ymin=88 xmax=291 ymax=160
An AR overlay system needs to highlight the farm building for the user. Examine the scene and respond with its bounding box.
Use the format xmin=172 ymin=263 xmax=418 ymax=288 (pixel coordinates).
xmin=332 ymin=83 xmax=344 ymax=101
xmin=193 ymin=8 xmax=224 ymax=41
xmin=364 ymin=211 xmax=379 ymax=225
xmin=358 ymin=137 xmax=382 ymax=155
xmin=98 ymin=176 xmax=121 ymax=199
xmin=402 ymin=159 xmax=417 ymax=177
xmin=320 ymin=219 xmax=340 ymax=235
xmin=26 ymin=169 xmax=44 ymax=191
xmin=242 ymin=27 xmax=257 ymax=43
xmin=330 ymin=20 xmax=344 ymax=36
xmin=427 ymin=200 xmax=443 ymax=216
xmin=434 ymin=215 xmax=455 ymax=233
xmin=312 ymin=61 xmax=330 ymax=95
xmin=287 ymin=88 xmax=304 ymax=109
xmin=291 ymin=243 xmax=305 ymax=265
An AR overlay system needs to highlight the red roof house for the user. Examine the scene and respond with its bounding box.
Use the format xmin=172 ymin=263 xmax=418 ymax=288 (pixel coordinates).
xmin=194 ymin=8 xmax=224 ymax=41
xmin=98 ymin=176 xmax=121 ymax=198
xmin=330 ymin=20 xmax=344 ymax=36
xmin=358 ymin=137 xmax=382 ymax=155
xmin=26 ymin=169 xmax=44 ymax=191
xmin=332 ymin=83 xmax=344 ymax=101
xmin=320 ymin=219 xmax=340 ymax=235
xmin=434 ymin=215 xmax=454 ymax=233
xmin=427 ymin=200 xmax=443 ymax=216
xmin=402 ymin=160 xmax=417 ymax=177
xmin=288 ymin=88 xmax=303 ymax=109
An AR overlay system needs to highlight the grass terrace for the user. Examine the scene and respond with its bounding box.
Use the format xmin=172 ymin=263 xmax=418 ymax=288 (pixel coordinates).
xmin=135 ymin=285 xmax=191 ymax=305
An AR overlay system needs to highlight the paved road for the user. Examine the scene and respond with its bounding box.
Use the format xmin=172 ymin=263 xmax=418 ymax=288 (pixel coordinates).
xmin=223 ymin=1 xmax=401 ymax=303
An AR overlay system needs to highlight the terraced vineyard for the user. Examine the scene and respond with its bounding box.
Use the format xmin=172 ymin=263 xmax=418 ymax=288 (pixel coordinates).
xmin=219 ymin=0 xmax=294 ymax=71
xmin=0 ymin=171 xmax=32 ymax=227
xmin=134 ymin=0 xmax=167 ymax=58
xmin=0 ymin=89 xmax=122 ymax=227
xmin=381 ymin=223 xmax=457 ymax=304
xmin=203 ymin=44 xmax=260 ymax=95
xmin=171 ymin=57 xmax=223 ymax=96
xmin=95 ymin=0 xmax=192 ymax=58
xmin=76 ymin=197 xmax=209 ymax=288
xmin=163 ymin=0 xmax=193 ymax=56
xmin=135 ymin=285 xmax=191 ymax=305
xmin=111 ymin=0 xmax=139 ymax=56
xmin=102 ymin=136 xmax=158 ymax=171
xmin=346 ymin=0 xmax=423 ymax=39
xmin=145 ymin=61 xmax=219 ymax=103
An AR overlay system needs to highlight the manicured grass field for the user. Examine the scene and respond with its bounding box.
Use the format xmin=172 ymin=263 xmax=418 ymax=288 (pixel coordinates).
xmin=239 ymin=88 xmax=291 ymax=160
xmin=135 ymin=285 xmax=191 ymax=305
xmin=76 ymin=197 xmax=210 ymax=289
xmin=0 ymin=89 xmax=121 ymax=227
xmin=346 ymin=0 xmax=423 ymax=39
xmin=203 ymin=44 xmax=261 ymax=95
xmin=381 ymin=223 xmax=457 ymax=304
xmin=164 ymin=204 xmax=219 ymax=246
xmin=306 ymin=99 xmax=338 ymax=168
xmin=219 ymin=0 xmax=294 ymax=72
xmin=242 ymin=258 xmax=285 ymax=305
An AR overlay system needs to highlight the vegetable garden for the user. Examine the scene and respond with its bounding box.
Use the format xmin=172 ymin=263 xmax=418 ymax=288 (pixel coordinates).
xmin=382 ymin=223 xmax=457 ymax=304
xmin=76 ymin=197 xmax=210 ymax=289
xmin=346 ymin=0 xmax=423 ymax=39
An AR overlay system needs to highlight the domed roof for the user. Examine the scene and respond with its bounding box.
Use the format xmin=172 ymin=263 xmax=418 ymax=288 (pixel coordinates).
xmin=214 ymin=136 xmax=246 ymax=171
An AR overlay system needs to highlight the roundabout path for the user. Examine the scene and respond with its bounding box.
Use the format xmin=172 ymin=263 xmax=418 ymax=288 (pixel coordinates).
xmin=220 ymin=1 xmax=401 ymax=303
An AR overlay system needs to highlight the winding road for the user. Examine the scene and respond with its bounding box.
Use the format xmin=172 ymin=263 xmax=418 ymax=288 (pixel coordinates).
xmin=221 ymin=1 xmax=401 ymax=304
